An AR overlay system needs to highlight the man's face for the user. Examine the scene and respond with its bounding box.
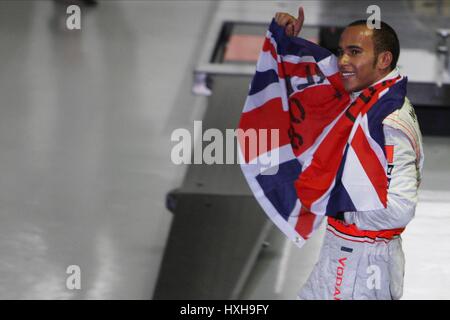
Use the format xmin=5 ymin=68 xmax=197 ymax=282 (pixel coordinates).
xmin=337 ymin=25 xmax=380 ymax=93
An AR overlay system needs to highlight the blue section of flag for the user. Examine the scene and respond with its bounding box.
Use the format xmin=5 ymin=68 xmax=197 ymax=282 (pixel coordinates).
xmin=256 ymin=159 xmax=302 ymax=220
xmin=326 ymin=144 xmax=357 ymax=216
xmin=367 ymin=78 xmax=407 ymax=152
xmin=248 ymin=69 xmax=279 ymax=96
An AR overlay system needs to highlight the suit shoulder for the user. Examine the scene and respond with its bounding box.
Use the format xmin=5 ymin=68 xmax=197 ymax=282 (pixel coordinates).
xmin=383 ymin=97 xmax=421 ymax=137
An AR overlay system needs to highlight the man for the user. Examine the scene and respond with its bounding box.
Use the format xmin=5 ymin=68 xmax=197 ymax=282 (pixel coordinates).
xmin=275 ymin=7 xmax=423 ymax=300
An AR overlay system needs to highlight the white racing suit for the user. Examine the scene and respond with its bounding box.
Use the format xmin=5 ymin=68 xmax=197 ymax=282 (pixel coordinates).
xmin=298 ymin=76 xmax=424 ymax=300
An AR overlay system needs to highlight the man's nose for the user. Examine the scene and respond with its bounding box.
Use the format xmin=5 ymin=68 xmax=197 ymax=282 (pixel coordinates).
xmin=338 ymin=54 xmax=349 ymax=68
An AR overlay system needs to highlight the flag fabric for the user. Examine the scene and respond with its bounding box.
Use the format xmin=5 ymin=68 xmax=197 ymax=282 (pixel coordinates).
xmin=238 ymin=20 xmax=408 ymax=248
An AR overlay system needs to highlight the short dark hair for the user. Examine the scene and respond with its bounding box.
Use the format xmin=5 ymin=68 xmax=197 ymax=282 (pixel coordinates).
xmin=346 ymin=20 xmax=400 ymax=71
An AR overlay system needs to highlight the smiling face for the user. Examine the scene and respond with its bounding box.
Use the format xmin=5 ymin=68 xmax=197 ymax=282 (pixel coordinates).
xmin=337 ymin=25 xmax=390 ymax=93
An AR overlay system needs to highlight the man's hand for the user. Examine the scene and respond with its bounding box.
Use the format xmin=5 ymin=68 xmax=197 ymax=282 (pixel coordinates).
xmin=274 ymin=6 xmax=304 ymax=37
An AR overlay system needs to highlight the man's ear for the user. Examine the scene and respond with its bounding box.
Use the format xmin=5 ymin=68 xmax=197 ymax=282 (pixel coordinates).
xmin=377 ymin=51 xmax=393 ymax=70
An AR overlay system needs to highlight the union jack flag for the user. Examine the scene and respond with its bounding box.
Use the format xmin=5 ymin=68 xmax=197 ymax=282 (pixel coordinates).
xmin=238 ymin=20 xmax=407 ymax=247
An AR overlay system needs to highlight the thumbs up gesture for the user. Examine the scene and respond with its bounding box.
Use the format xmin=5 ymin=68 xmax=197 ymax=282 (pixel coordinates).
xmin=275 ymin=6 xmax=304 ymax=37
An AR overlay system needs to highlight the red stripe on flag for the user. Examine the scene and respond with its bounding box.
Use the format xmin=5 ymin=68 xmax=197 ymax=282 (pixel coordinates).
xmin=295 ymin=111 xmax=355 ymax=209
xmin=281 ymin=62 xmax=318 ymax=78
xmin=238 ymin=97 xmax=290 ymax=163
xmin=262 ymin=37 xmax=277 ymax=61
xmin=295 ymin=207 xmax=316 ymax=240
xmin=289 ymin=88 xmax=350 ymax=157
xmin=262 ymin=37 xmax=285 ymax=78
xmin=327 ymin=73 xmax=347 ymax=95
xmin=351 ymin=126 xmax=388 ymax=206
